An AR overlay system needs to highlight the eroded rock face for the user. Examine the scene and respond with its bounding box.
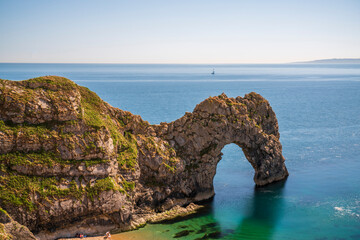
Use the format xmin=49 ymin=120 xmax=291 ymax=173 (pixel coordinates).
xmin=161 ymin=93 xmax=287 ymax=194
xmin=0 ymin=208 xmax=37 ymax=240
xmin=0 ymin=76 xmax=288 ymax=239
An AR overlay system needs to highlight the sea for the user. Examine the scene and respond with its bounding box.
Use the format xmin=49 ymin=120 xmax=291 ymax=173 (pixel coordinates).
xmin=0 ymin=63 xmax=360 ymax=240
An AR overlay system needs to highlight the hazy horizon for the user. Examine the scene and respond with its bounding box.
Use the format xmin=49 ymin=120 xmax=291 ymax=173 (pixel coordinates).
xmin=1 ymin=58 xmax=360 ymax=65
xmin=1 ymin=0 xmax=360 ymax=64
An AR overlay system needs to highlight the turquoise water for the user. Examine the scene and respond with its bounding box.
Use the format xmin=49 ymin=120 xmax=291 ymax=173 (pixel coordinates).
xmin=1 ymin=63 xmax=360 ymax=239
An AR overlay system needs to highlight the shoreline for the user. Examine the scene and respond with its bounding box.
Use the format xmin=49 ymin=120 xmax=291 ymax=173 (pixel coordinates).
xmin=58 ymin=203 xmax=204 ymax=240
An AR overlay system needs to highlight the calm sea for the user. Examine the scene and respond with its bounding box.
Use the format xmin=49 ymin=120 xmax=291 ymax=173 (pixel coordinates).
xmin=1 ymin=63 xmax=360 ymax=240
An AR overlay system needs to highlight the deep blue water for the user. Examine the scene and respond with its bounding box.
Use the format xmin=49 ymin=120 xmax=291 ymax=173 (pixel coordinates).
xmin=1 ymin=63 xmax=360 ymax=239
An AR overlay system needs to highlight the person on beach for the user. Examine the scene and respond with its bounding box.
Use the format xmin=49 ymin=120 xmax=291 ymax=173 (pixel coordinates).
xmin=105 ymin=231 xmax=111 ymax=239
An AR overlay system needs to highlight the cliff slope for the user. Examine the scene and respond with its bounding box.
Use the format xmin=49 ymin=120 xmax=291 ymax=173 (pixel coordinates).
xmin=0 ymin=76 xmax=288 ymax=239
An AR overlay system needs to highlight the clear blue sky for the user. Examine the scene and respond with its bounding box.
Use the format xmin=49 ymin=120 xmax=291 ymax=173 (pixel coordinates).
xmin=0 ymin=0 xmax=359 ymax=63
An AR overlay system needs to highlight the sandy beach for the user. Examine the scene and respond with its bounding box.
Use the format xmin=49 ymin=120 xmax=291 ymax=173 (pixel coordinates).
xmin=59 ymin=231 xmax=168 ymax=240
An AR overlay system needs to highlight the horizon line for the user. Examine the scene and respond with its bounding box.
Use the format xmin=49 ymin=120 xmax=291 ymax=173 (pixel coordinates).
xmin=0 ymin=58 xmax=360 ymax=65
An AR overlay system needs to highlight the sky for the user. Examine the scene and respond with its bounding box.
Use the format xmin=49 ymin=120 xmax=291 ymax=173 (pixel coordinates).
xmin=0 ymin=0 xmax=359 ymax=64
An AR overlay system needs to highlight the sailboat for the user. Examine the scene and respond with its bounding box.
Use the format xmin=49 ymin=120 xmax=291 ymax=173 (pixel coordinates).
xmin=211 ymin=68 xmax=215 ymax=75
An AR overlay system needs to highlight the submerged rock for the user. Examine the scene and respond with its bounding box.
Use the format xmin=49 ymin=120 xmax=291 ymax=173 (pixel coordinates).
xmin=174 ymin=229 xmax=194 ymax=238
xmin=202 ymin=223 xmax=218 ymax=228
xmin=0 ymin=76 xmax=288 ymax=239
xmin=198 ymin=231 xmax=222 ymax=239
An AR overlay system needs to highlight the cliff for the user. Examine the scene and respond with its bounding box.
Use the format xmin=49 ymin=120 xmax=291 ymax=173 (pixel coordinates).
xmin=0 ymin=76 xmax=288 ymax=239
xmin=0 ymin=207 xmax=37 ymax=240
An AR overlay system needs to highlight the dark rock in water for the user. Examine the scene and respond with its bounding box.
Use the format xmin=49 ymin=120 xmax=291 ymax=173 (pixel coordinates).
xmin=199 ymin=231 xmax=222 ymax=239
xmin=197 ymin=222 xmax=218 ymax=234
xmin=203 ymin=222 xmax=218 ymax=228
xmin=196 ymin=225 xmax=207 ymax=234
xmin=0 ymin=77 xmax=288 ymax=240
xmin=179 ymin=225 xmax=188 ymax=229
xmin=174 ymin=230 xmax=193 ymax=238
xmin=207 ymin=231 xmax=222 ymax=238
xmin=196 ymin=223 xmax=218 ymax=233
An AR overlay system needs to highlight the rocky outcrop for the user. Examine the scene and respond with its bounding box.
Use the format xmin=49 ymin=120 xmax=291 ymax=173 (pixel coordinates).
xmin=147 ymin=203 xmax=203 ymax=223
xmin=0 ymin=208 xmax=37 ymax=240
xmin=0 ymin=76 xmax=288 ymax=239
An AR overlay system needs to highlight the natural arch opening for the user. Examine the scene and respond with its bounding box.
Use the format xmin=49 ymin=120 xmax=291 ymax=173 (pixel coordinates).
xmin=209 ymin=144 xmax=287 ymax=239
xmin=212 ymin=143 xmax=256 ymax=230
xmin=213 ymin=143 xmax=254 ymax=198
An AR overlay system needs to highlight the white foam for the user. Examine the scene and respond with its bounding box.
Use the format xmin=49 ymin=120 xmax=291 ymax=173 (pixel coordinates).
xmin=334 ymin=207 xmax=344 ymax=211
xmin=334 ymin=206 xmax=360 ymax=218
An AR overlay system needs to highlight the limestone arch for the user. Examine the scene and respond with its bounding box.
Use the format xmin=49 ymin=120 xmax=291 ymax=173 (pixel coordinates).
xmin=162 ymin=93 xmax=289 ymax=200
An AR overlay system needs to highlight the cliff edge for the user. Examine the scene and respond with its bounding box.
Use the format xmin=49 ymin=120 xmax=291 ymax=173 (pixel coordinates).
xmin=0 ymin=76 xmax=288 ymax=239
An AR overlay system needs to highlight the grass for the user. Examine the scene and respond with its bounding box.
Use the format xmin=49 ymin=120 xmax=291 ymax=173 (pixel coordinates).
xmin=0 ymin=150 xmax=114 ymax=211
xmin=120 ymin=179 xmax=135 ymax=192
xmin=0 ymin=120 xmax=52 ymax=137
xmin=86 ymin=177 xmax=119 ymax=201
xmin=226 ymin=101 xmax=233 ymax=106
xmin=80 ymin=91 xmax=118 ymax=137
xmin=0 ymin=174 xmax=40 ymax=211
xmin=79 ymin=87 xmax=104 ymax=128
xmin=162 ymin=162 xmax=175 ymax=173
xmin=24 ymin=76 xmax=77 ymax=91
xmin=0 ymin=151 xmax=110 ymax=168
xmin=117 ymin=132 xmax=138 ymax=170
xmin=0 ymin=76 xmax=77 ymax=108
xmin=0 ymin=174 xmax=120 ymax=211
xmin=78 ymin=87 xmax=135 ymax=156
xmin=0 ymin=151 xmax=58 ymax=167
xmin=104 ymin=115 xmax=124 ymax=145
xmin=0 ymin=208 xmax=8 ymax=216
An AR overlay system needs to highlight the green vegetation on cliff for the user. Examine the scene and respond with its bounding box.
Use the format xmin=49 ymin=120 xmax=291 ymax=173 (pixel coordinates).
xmin=0 ymin=120 xmax=51 ymax=138
xmin=85 ymin=177 xmax=120 ymax=201
xmin=79 ymin=86 xmax=104 ymax=128
xmin=0 ymin=76 xmax=152 ymax=236
xmin=0 ymin=151 xmax=109 ymax=168
xmin=25 ymin=76 xmax=77 ymax=91
xmin=0 ymin=77 xmax=141 ymax=213
xmin=117 ymin=132 xmax=138 ymax=170
xmin=79 ymin=85 xmax=123 ymax=137
xmin=0 ymin=174 xmax=121 ymax=211
xmin=78 ymin=84 xmax=140 ymax=168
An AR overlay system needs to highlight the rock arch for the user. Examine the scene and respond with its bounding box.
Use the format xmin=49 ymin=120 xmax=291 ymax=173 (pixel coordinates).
xmin=152 ymin=92 xmax=289 ymax=203
xmin=0 ymin=77 xmax=289 ymax=238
